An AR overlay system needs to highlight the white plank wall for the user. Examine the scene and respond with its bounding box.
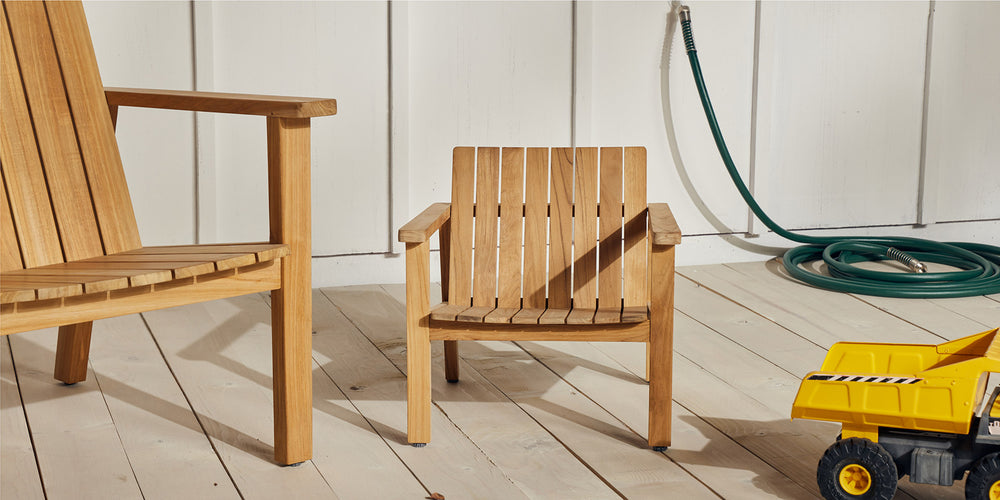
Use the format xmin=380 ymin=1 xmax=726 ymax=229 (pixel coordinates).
xmin=81 ymin=1 xmax=1000 ymax=287
xmin=922 ymin=1 xmax=1000 ymax=223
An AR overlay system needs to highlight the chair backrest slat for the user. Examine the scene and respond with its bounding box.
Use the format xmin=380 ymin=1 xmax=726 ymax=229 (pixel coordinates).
xmin=1 ymin=3 xmax=66 ymax=268
xmin=623 ymin=147 xmax=648 ymax=308
xmin=471 ymin=147 xmax=499 ymax=308
xmin=450 ymin=146 xmax=649 ymax=313
xmin=497 ymin=148 xmax=524 ymax=309
xmin=47 ymin=1 xmax=140 ymax=254
xmin=521 ymin=148 xmax=548 ymax=309
xmin=1 ymin=178 xmax=23 ymax=271
xmin=598 ymin=147 xmax=624 ymax=312
xmin=1 ymin=0 xmax=140 ymax=268
xmin=572 ymin=148 xmax=598 ymax=310
xmin=547 ymin=148 xmax=574 ymax=309
xmin=448 ymin=147 xmax=476 ymax=308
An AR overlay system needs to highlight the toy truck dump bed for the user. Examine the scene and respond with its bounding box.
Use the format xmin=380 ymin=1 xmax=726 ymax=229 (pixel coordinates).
xmin=792 ymin=328 xmax=1000 ymax=437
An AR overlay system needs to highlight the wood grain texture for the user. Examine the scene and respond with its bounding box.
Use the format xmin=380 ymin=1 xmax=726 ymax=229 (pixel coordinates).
xmin=497 ymin=147 xmax=524 ymax=309
xmin=430 ymin=320 xmax=649 ymax=342
xmin=622 ymin=147 xmax=647 ymax=307
xmin=572 ymin=147 xmax=598 ymax=316
xmin=5 ymin=0 xmax=103 ymax=262
xmin=472 ymin=147 xmax=499 ymax=308
xmin=648 ymin=244 xmax=675 ymax=448
xmin=398 ymin=203 xmax=450 ymax=243
xmin=547 ymin=148 xmax=574 ymax=308
xmin=522 ymin=148 xmax=549 ymax=309
xmin=597 ymin=147 xmax=623 ymax=322
xmin=649 ymin=203 xmax=681 ymax=245
xmin=0 ymin=181 xmax=23 ymax=271
xmin=105 ymin=87 xmax=337 ymax=118
xmin=449 ymin=147 xmax=476 ymax=308
xmin=266 ymin=116 xmax=313 ymax=464
xmin=0 ymin=5 xmax=63 ymax=268
xmin=53 ymin=321 xmax=92 ymax=384
xmin=405 ymin=242 xmax=431 ymax=444
xmin=46 ymin=0 xmax=141 ymax=254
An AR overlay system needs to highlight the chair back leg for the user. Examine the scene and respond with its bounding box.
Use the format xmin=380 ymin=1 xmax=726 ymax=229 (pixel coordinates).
xmin=54 ymin=321 xmax=93 ymax=384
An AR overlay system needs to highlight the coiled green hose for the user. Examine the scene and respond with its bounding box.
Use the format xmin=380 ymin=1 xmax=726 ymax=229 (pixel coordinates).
xmin=679 ymin=7 xmax=1000 ymax=298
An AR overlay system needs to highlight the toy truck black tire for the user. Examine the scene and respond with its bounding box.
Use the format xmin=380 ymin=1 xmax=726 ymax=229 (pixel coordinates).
xmin=817 ymin=437 xmax=898 ymax=500
xmin=966 ymin=452 xmax=1000 ymax=500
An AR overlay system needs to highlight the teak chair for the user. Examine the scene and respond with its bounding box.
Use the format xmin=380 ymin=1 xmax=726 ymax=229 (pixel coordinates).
xmin=399 ymin=146 xmax=681 ymax=449
xmin=0 ymin=0 xmax=336 ymax=465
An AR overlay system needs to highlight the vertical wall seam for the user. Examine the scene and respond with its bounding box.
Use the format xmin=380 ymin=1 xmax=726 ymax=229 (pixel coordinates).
xmin=189 ymin=0 xmax=199 ymax=242
xmin=916 ymin=0 xmax=936 ymax=226
xmin=746 ymin=0 xmax=763 ymax=237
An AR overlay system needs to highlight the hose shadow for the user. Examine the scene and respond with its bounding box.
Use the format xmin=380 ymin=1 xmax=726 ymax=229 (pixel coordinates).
xmin=659 ymin=2 xmax=785 ymax=257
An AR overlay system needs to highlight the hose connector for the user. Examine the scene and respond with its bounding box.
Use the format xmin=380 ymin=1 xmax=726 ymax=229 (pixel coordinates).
xmin=680 ymin=6 xmax=696 ymax=53
xmin=886 ymin=247 xmax=928 ymax=273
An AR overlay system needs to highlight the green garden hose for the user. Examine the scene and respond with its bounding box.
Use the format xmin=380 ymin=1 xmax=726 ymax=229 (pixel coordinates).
xmin=679 ymin=6 xmax=1000 ymax=298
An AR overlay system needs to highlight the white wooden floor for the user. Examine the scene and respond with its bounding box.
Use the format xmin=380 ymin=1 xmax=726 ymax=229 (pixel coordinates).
xmin=2 ymin=261 xmax=999 ymax=500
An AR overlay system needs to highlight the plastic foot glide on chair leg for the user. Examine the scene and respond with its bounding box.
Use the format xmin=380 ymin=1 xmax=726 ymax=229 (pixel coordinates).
xmin=652 ymin=446 xmax=668 ymax=452
xmin=411 ymin=442 xmax=427 ymax=447
xmin=282 ymin=461 xmax=306 ymax=467
xmin=446 ymin=379 xmax=459 ymax=384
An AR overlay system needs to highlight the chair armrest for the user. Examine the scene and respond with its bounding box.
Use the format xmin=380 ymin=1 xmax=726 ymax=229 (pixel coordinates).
xmin=105 ymin=87 xmax=337 ymax=118
xmin=648 ymin=203 xmax=681 ymax=246
xmin=399 ymin=203 xmax=451 ymax=243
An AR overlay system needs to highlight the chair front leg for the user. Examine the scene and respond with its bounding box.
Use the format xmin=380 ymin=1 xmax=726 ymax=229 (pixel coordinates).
xmin=54 ymin=322 xmax=93 ymax=384
xmin=648 ymin=244 xmax=676 ymax=450
xmin=268 ymin=116 xmax=313 ymax=465
xmin=406 ymin=241 xmax=432 ymax=445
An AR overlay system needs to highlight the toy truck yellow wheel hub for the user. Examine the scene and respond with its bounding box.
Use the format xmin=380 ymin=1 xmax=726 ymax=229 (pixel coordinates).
xmin=990 ymin=480 xmax=1000 ymax=500
xmin=839 ymin=464 xmax=872 ymax=495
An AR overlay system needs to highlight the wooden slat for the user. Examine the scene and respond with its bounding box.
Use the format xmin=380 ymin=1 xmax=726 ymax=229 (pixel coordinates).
xmin=522 ymin=148 xmax=549 ymax=309
xmin=511 ymin=307 xmax=545 ymax=325
xmin=449 ymin=147 xmax=476 ymax=308
xmin=429 ymin=303 xmax=467 ymax=322
xmin=455 ymin=305 xmax=493 ymax=323
xmin=568 ymin=147 xmax=598 ymax=325
xmin=539 ymin=307 xmax=571 ymax=325
xmin=430 ymin=318 xmax=650 ymax=342
xmin=483 ymin=307 xmax=520 ymax=324
xmin=0 ymin=6 xmax=62 ymax=268
xmin=623 ymin=147 xmax=647 ymax=308
xmin=0 ymin=178 xmax=23 ymax=271
xmin=26 ymin=260 xmax=215 ymax=281
xmin=105 ymin=87 xmax=337 ymax=118
xmin=46 ymin=0 xmax=141 ymax=254
xmin=127 ymin=243 xmax=288 ymax=262
xmin=547 ymin=148 xmax=574 ymax=309
xmin=596 ymin=147 xmax=624 ymax=325
xmin=104 ymin=252 xmax=256 ymax=271
xmin=497 ymin=147 xmax=524 ymax=310
xmin=2 ymin=278 xmax=81 ymax=301
xmin=1 ymin=260 xmax=281 ymax=336
xmin=1 ymin=273 xmax=126 ymax=294
xmin=472 ymin=147 xmax=499 ymax=308
xmin=5 ymin=1 xmax=103 ymax=261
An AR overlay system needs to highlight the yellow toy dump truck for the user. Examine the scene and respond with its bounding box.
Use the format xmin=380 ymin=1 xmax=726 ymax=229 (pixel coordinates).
xmin=792 ymin=327 xmax=1000 ymax=500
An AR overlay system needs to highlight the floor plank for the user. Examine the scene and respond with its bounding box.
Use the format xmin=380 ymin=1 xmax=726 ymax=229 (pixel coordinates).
xmin=8 ymin=329 xmax=144 ymax=500
xmin=321 ymin=286 xmax=622 ymax=499
xmin=87 ymin=314 xmax=239 ymax=499
xmin=1 ymin=336 xmax=45 ymax=500
xmin=139 ymin=295 xmax=339 ymax=499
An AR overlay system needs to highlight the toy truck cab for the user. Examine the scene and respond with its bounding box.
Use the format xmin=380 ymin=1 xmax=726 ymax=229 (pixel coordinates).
xmin=791 ymin=328 xmax=1000 ymax=500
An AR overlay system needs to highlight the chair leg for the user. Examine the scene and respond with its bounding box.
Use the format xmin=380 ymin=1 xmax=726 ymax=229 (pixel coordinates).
xmin=267 ymin=116 xmax=313 ymax=465
xmin=444 ymin=341 xmax=459 ymax=383
xmin=406 ymin=242 xmax=432 ymax=445
xmin=648 ymin=245 xmax=675 ymax=450
xmin=54 ymin=322 xmax=93 ymax=384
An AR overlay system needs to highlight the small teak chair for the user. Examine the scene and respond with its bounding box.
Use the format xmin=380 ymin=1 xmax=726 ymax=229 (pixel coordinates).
xmin=0 ymin=0 xmax=336 ymax=465
xmin=399 ymin=146 xmax=681 ymax=449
